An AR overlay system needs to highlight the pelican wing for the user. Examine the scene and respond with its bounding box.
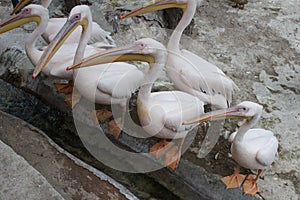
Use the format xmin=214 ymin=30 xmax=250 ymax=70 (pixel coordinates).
xmin=49 ymin=44 xmax=100 ymax=79
xmin=88 ymin=22 xmax=116 ymax=48
xmin=44 ymin=18 xmax=115 ymax=48
xmin=256 ymin=135 xmax=278 ymax=166
xmin=96 ymin=63 xmax=144 ymax=98
xmin=178 ymin=50 xmax=237 ymax=106
xmin=158 ymin=91 xmax=204 ymax=132
xmin=44 ymin=18 xmax=66 ymax=43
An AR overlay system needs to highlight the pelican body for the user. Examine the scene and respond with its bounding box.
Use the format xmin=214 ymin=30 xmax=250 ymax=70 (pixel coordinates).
xmin=11 ymin=0 xmax=116 ymax=47
xmin=185 ymin=101 xmax=278 ymax=195
xmin=33 ymin=5 xmax=144 ymax=137
xmin=229 ymin=128 xmax=278 ymax=170
xmin=121 ymin=0 xmax=238 ymax=109
xmin=67 ymin=39 xmax=205 ymax=140
xmin=66 ymin=37 xmax=205 ymax=169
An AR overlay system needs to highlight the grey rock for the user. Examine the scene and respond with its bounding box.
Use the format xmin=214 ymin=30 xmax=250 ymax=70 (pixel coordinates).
xmin=0 ymin=140 xmax=64 ymax=200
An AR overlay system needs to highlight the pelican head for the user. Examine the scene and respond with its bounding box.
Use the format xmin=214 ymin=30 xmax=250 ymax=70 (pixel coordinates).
xmin=183 ymin=101 xmax=263 ymax=125
xmin=66 ymin=38 xmax=167 ymax=70
xmin=120 ymin=0 xmax=192 ymax=19
xmin=0 ymin=4 xmax=48 ymax=34
xmin=32 ymin=5 xmax=92 ymax=78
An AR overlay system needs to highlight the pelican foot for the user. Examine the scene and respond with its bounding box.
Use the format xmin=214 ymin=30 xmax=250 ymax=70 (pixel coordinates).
xmin=54 ymin=82 xmax=74 ymax=94
xmin=221 ymin=173 xmax=246 ymax=189
xmin=164 ymin=145 xmax=180 ymax=170
xmin=149 ymin=141 xmax=173 ymax=158
xmin=108 ymin=118 xmax=123 ymax=139
xmin=90 ymin=109 xmax=113 ymax=124
xmin=65 ymin=92 xmax=81 ymax=108
xmin=150 ymin=141 xmax=180 ymax=170
xmin=242 ymin=175 xmax=259 ymax=196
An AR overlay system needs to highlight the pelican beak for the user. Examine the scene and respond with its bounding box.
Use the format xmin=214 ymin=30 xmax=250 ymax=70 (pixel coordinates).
xmin=66 ymin=44 xmax=155 ymax=70
xmin=32 ymin=14 xmax=88 ymax=79
xmin=10 ymin=0 xmax=31 ymax=15
xmin=182 ymin=106 xmax=253 ymax=125
xmin=120 ymin=0 xmax=187 ymax=20
xmin=0 ymin=9 xmax=40 ymax=34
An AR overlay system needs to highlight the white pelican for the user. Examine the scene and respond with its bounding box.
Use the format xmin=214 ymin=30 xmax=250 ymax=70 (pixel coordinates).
xmin=33 ymin=5 xmax=144 ymax=138
xmin=66 ymin=38 xmax=205 ymax=170
xmin=0 ymin=4 xmax=97 ymax=95
xmin=184 ymin=101 xmax=278 ymax=195
xmin=11 ymin=0 xmax=116 ymax=48
xmin=120 ymin=0 xmax=238 ymax=109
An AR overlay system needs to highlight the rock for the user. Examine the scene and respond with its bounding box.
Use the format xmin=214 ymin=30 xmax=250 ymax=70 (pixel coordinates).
xmin=0 ymin=46 xmax=29 ymax=87
xmin=0 ymin=138 xmax=63 ymax=200
xmin=0 ymin=111 xmax=136 ymax=200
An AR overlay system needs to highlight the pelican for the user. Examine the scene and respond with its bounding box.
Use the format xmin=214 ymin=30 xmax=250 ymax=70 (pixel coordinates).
xmin=0 ymin=4 xmax=98 ymax=95
xmin=184 ymin=101 xmax=278 ymax=195
xmin=120 ymin=0 xmax=238 ymax=109
xmin=66 ymin=38 xmax=205 ymax=170
xmin=33 ymin=5 xmax=144 ymax=138
xmin=10 ymin=0 xmax=116 ymax=48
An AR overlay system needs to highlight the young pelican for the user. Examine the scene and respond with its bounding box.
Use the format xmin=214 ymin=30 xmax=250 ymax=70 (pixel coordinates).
xmin=33 ymin=5 xmax=144 ymax=138
xmin=184 ymin=101 xmax=278 ymax=195
xmin=11 ymin=0 xmax=116 ymax=48
xmin=120 ymin=0 xmax=238 ymax=109
xmin=67 ymin=38 xmax=205 ymax=169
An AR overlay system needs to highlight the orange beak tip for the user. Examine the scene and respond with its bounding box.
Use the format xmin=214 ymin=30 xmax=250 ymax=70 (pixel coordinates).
xmin=31 ymin=74 xmax=35 ymax=80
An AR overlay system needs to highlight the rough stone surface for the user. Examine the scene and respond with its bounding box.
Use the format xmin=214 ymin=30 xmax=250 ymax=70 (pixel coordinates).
xmin=0 ymin=110 xmax=134 ymax=200
xmin=0 ymin=138 xmax=63 ymax=200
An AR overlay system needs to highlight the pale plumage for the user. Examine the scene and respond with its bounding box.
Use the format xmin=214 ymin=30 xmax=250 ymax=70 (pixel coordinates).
xmin=67 ymin=37 xmax=205 ymax=169
xmin=11 ymin=0 xmax=115 ymax=47
xmin=0 ymin=4 xmax=77 ymax=80
xmin=185 ymin=101 xmax=278 ymax=195
xmin=229 ymin=128 xmax=278 ymax=170
xmin=34 ymin=5 xmax=144 ymax=137
xmin=121 ymin=0 xmax=238 ymax=109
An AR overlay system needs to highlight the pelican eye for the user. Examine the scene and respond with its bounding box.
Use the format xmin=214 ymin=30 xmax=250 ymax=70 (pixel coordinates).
xmin=69 ymin=13 xmax=81 ymax=22
xmin=23 ymin=8 xmax=31 ymax=14
xmin=238 ymin=107 xmax=248 ymax=112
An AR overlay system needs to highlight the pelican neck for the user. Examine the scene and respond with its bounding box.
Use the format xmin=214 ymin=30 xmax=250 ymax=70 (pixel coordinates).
xmin=25 ymin=9 xmax=49 ymax=65
xmin=167 ymin=0 xmax=197 ymax=52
